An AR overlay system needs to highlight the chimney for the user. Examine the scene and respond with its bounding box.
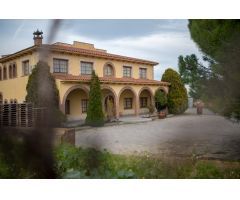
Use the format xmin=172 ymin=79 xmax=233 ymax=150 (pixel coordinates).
xmin=33 ymin=29 xmax=43 ymax=46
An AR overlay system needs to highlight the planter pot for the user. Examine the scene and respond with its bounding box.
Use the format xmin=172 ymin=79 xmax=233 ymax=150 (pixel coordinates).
xmin=158 ymin=111 xmax=166 ymax=119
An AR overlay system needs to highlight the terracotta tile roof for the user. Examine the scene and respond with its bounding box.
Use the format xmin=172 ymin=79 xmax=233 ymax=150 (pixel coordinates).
xmin=53 ymin=73 xmax=170 ymax=86
xmin=0 ymin=43 xmax=158 ymax=66
xmin=41 ymin=44 xmax=158 ymax=65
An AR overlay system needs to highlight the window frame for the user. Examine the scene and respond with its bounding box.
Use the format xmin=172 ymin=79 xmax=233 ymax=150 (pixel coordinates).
xmin=81 ymin=99 xmax=88 ymax=113
xmin=140 ymin=97 xmax=148 ymax=108
xmin=12 ymin=63 xmax=17 ymax=78
xmin=124 ymin=98 xmax=133 ymax=109
xmin=22 ymin=60 xmax=30 ymax=76
xmin=9 ymin=64 xmax=13 ymax=79
xmin=139 ymin=68 xmax=147 ymax=79
xmin=123 ymin=66 xmax=132 ymax=78
xmin=104 ymin=64 xmax=114 ymax=77
xmin=53 ymin=58 xmax=68 ymax=74
xmin=80 ymin=61 xmax=93 ymax=75
xmin=3 ymin=66 xmax=7 ymax=80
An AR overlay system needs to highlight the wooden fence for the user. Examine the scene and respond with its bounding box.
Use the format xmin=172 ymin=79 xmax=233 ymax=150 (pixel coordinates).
xmin=0 ymin=103 xmax=46 ymax=127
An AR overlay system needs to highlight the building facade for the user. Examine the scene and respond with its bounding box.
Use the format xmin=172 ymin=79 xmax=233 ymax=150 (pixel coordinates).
xmin=0 ymin=30 xmax=169 ymax=120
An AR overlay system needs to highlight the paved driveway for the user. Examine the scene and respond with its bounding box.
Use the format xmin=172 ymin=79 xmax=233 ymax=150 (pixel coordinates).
xmin=75 ymin=109 xmax=240 ymax=160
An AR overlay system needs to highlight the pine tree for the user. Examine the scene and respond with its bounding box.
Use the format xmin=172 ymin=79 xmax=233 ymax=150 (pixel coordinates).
xmin=162 ymin=68 xmax=188 ymax=114
xmin=85 ymin=70 xmax=104 ymax=126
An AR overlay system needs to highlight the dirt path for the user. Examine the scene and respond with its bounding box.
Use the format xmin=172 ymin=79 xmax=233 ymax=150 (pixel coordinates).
xmin=75 ymin=108 xmax=240 ymax=160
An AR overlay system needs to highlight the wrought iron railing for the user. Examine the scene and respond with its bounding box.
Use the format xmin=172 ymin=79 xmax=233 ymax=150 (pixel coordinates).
xmin=0 ymin=103 xmax=46 ymax=127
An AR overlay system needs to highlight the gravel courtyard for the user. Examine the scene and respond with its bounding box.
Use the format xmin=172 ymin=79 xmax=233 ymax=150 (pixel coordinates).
xmin=75 ymin=108 xmax=240 ymax=160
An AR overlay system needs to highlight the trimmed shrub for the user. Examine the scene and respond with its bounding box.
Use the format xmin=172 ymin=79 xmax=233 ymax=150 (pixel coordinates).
xmin=155 ymin=90 xmax=167 ymax=112
xmin=161 ymin=68 xmax=188 ymax=114
xmin=26 ymin=61 xmax=59 ymax=108
xmin=85 ymin=71 xmax=104 ymax=126
xmin=25 ymin=61 xmax=65 ymax=126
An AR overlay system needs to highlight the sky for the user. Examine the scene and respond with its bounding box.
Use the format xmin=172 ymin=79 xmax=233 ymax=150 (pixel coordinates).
xmin=0 ymin=19 xmax=203 ymax=80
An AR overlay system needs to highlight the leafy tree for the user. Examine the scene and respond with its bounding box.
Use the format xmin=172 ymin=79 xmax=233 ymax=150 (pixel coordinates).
xmin=188 ymin=20 xmax=240 ymax=120
xmin=178 ymin=54 xmax=207 ymax=100
xmin=85 ymin=70 xmax=104 ymax=126
xmin=161 ymin=68 xmax=188 ymax=114
xmin=155 ymin=90 xmax=167 ymax=112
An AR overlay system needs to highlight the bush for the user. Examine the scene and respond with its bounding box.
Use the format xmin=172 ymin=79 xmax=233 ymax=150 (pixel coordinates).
xmin=155 ymin=90 xmax=167 ymax=112
xmin=54 ymin=144 xmax=240 ymax=179
xmin=161 ymin=68 xmax=188 ymax=114
xmin=85 ymin=71 xmax=105 ymax=127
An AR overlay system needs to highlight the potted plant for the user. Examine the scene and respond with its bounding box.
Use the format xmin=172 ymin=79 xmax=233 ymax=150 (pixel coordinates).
xmin=147 ymin=103 xmax=155 ymax=117
xmin=154 ymin=90 xmax=167 ymax=119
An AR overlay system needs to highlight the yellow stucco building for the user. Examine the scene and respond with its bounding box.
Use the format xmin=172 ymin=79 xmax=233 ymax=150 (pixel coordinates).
xmin=0 ymin=30 xmax=169 ymax=120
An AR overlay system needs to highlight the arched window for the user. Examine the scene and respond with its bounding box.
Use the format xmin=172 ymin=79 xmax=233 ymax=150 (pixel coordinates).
xmin=10 ymin=99 xmax=14 ymax=104
xmin=14 ymin=99 xmax=17 ymax=104
xmin=0 ymin=67 xmax=2 ymax=81
xmin=104 ymin=63 xmax=114 ymax=77
xmin=0 ymin=93 xmax=3 ymax=104
xmin=9 ymin=64 xmax=13 ymax=79
xmin=4 ymin=99 xmax=8 ymax=104
xmin=3 ymin=66 xmax=7 ymax=80
xmin=12 ymin=63 xmax=17 ymax=78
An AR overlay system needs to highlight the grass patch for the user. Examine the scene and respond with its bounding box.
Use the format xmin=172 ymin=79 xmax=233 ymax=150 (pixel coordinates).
xmin=54 ymin=144 xmax=240 ymax=179
xmin=1 ymin=140 xmax=239 ymax=179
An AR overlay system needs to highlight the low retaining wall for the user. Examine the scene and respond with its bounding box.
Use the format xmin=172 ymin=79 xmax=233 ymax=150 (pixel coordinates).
xmin=54 ymin=128 xmax=75 ymax=145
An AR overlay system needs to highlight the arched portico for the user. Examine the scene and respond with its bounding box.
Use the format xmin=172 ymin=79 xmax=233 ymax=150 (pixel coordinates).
xmin=101 ymin=85 xmax=118 ymax=119
xmin=118 ymin=86 xmax=138 ymax=117
xmin=61 ymin=85 xmax=89 ymax=120
xmin=138 ymin=87 xmax=154 ymax=114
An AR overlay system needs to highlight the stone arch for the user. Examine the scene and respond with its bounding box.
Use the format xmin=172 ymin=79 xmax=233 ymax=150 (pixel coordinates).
xmin=103 ymin=62 xmax=116 ymax=77
xmin=138 ymin=86 xmax=154 ymax=99
xmin=101 ymin=85 xmax=118 ymax=99
xmin=138 ymin=87 xmax=154 ymax=112
xmin=60 ymin=84 xmax=90 ymax=114
xmin=118 ymin=86 xmax=138 ymax=116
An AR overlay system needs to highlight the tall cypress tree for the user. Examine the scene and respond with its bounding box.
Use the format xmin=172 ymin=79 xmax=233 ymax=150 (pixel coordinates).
xmin=85 ymin=70 xmax=104 ymax=126
xmin=162 ymin=68 xmax=188 ymax=114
